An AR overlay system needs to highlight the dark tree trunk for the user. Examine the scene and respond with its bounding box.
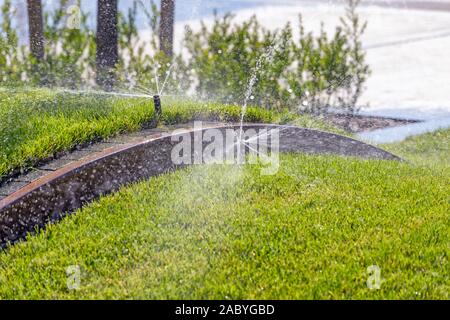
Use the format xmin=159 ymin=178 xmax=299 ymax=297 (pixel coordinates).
xmin=26 ymin=0 xmax=45 ymax=62
xmin=160 ymin=0 xmax=175 ymax=57
xmin=96 ymin=0 xmax=118 ymax=91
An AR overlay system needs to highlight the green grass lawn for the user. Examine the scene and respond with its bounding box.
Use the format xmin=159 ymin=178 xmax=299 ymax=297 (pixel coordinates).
xmin=382 ymin=128 xmax=450 ymax=170
xmin=1 ymin=88 xmax=448 ymax=299
xmin=0 ymin=88 xmax=340 ymax=182
xmin=0 ymin=153 xmax=448 ymax=299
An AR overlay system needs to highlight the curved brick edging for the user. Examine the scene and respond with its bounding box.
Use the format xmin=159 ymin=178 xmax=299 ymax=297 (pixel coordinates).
xmin=0 ymin=124 xmax=401 ymax=247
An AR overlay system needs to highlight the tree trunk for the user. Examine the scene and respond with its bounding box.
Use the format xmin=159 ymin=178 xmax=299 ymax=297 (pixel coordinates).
xmin=160 ymin=0 xmax=175 ymax=57
xmin=26 ymin=0 xmax=45 ymax=62
xmin=96 ymin=0 xmax=118 ymax=91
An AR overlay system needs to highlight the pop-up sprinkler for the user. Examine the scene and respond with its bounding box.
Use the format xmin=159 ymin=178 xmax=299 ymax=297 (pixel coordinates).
xmin=153 ymin=95 xmax=162 ymax=117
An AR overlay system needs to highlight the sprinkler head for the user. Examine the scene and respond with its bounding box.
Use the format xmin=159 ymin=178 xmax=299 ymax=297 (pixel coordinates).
xmin=153 ymin=95 xmax=162 ymax=117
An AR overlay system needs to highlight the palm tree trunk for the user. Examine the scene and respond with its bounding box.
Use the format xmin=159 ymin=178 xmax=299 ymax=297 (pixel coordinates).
xmin=26 ymin=0 xmax=44 ymax=61
xmin=96 ymin=0 xmax=118 ymax=91
xmin=160 ymin=0 xmax=175 ymax=57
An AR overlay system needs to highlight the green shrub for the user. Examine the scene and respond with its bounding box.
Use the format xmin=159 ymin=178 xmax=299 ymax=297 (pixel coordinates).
xmin=0 ymin=0 xmax=96 ymax=88
xmin=38 ymin=0 xmax=96 ymax=87
xmin=184 ymin=0 xmax=369 ymax=114
xmin=0 ymin=0 xmax=369 ymax=114
xmin=115 ymin=0 xmax=189 ymax=95
xmin=0 ymin=0 xmax=26 ymax=85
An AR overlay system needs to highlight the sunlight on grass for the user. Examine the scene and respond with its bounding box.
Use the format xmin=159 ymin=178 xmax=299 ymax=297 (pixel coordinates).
xmin=0 ymin=88 xmax=340 ymax=181
xmin=0 ymin=154 xmax=448 ymax=299
xmin=382 ymin=129 xmax=450 ymax=170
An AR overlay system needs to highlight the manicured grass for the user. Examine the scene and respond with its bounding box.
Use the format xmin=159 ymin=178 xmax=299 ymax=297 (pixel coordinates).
xmin=382 ymin=129 xmax=450 ymax=170
xmin=0 ymin=88 xmax=341 ymax=181
xmin=2 ymin=88 xmax=447 ymax=299
xmin=0 ymin=154 xmax=448 ymax=299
